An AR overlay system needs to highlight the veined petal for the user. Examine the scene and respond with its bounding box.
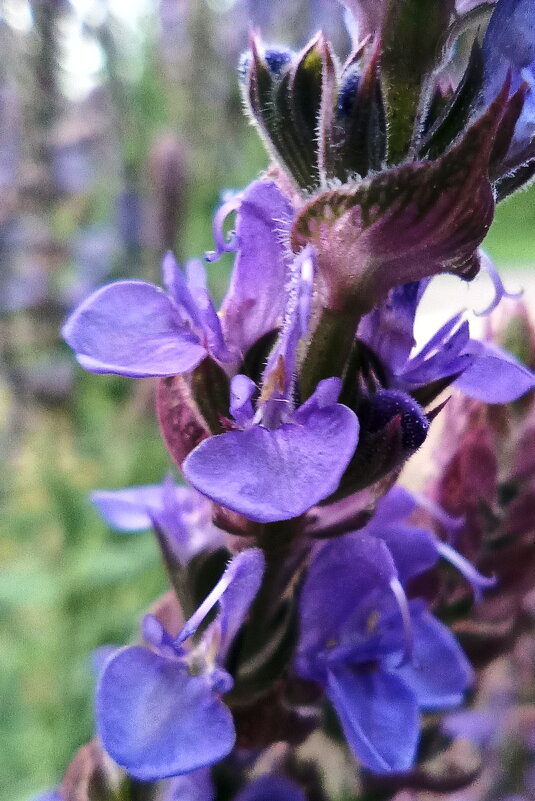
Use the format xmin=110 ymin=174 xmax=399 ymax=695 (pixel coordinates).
xmin=394 ymin=610 xmax=473 ymax=710
xmin=162 ymin=252 xmax=202 ymax=329
xmin=454 ymin=339 xmax=535 ymax=401
xmin=96 ymin=647 xmax=235 ymax=781
xmin=261 ymin=245 xmax=316 ymax=407
xmin=183 ymin=389 xmax=359 ymax=523
xmin=327 ymin=665 xmax=419 ymax=774
xmin=186 ymin=259 xmax=236 ymax=363
xmin=62 ymin=281 xmax=207 ymax=377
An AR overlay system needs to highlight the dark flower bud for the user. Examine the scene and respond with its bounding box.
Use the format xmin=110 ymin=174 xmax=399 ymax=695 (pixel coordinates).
xmin=337 ymin=68 xmax=360 ymax=118
xmin=265 ymin=47 xmax=293 ymax=76
xmin=334 ymin=389 xmax=429 ymax=497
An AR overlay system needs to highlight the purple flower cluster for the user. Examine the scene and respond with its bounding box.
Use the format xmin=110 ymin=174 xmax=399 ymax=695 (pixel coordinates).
xmin=43 ymin=1 xmax=535 ymax=799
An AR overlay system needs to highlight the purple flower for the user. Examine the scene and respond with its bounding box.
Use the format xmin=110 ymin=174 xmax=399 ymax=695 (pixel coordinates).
xmin=62 ymin=180 xmax=293 ymax=377
xmin=359 ymin=274 xmax=535 ymax=403
xmin=208 ymin=180 xmax=294 ymax=356
xmin=96 ymin=548 xmax=264 ymax=780
xmin=62 ymin=253 xmax=231 ymax=377
xmin=183 ymin=248 xmax=360 ymax=523
xmin=91 ymin=475 xmax=224 ymax=564
xmin=296 ymin=532 xmax=473 ymax=774
xmin=360 ymin=486 xmax=495 ymax=602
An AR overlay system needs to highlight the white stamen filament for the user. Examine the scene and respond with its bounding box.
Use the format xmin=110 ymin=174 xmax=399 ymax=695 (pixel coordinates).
xmin=389 ymin=577 xmax=414 ymax=666
xmin=437 ymin=541 xmax=496 ymax=603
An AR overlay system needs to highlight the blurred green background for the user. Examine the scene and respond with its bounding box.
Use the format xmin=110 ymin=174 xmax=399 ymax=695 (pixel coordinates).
xmin=1 ymin=1 xmax=534 ymax=799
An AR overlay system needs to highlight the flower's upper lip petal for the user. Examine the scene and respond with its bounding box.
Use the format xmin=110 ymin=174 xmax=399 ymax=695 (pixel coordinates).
xmin=175 ymin=548 xmax=265 ymax=655
xmin=364 ymin=486 xmax=417 ymax=528
xmin=183 ymin=398 xmax=359 ymax=524
xmin=370 ymin=523 xmax=439 ymax=584
xmin=96 ymin=646 xmax=235 ymax=781
xmin=219 ymin=180 xmax=294 ymax=355
xmin=482 ymin=0 xmax=535 ymax=152
xmin=162 ymin=252 xmax=202 ymax=328
xmin=216 ymin=548 xmax=265 ymax=657
xmin=230 ymin=374 xmax=257 ymax=427
xmin=297 ymin=532 xmax=397 ymax=659
xmin=359 ymin=280 xmax=429 ymax=373
xmin=62 ymin=280 xmax=207 ymax=377
xmin=326 ymin=664 xmax=419 ymax=774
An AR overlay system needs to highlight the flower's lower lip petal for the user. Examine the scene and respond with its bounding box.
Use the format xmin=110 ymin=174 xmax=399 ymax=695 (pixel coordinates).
xmin=91 ymin=485 xmax=167 ymax=531
xmin=96 ymin=646 xmax=235 ymax=781
xmin=63 ymin=280 xmax=207 ymax=377
xmin=183 ymin=404 xmax=359 ymax=523
xmin=393 ymin=610 xmax=474 ymax=710
xmin=453 ymin=345 xmax=535 ymax=403
xmin=326 ymin=664 xmax=419 ymax=774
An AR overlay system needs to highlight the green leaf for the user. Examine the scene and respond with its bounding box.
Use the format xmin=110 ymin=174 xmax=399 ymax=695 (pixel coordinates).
xmin=380 ymin=0 xmax=455 ymax=164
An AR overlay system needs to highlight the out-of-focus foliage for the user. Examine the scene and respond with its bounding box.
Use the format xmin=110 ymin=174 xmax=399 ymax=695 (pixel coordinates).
xmin=1 ymin=1 xmax=534 ymax=800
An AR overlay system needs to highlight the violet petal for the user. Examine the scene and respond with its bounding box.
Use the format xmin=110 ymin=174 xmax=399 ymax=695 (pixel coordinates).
xmin=96 ymin=647 xmax=235 ymax=780
xmin=234 ymin=775 xmax=306 ymax=801
xmin=219 ymin=181 xmax=294 ymax=355
xmin=91 ymin=484 xmax=168 ymax=531
xmin=230 ymin=374 xmax=257 ymax=427
xmin=62 ymin=281 xmax=207 ymax=377
xmin=327 ymin=665 xmax=419 ymax=774
xmin=393 ymin=610 xmax=473 ymax=710
xmin=482 ymin=0 xmax=535 ymax=152
xmin=175 ymin=548 xmax=264 ymax=648
xmin=183 ymin=394 xmax=359 ymax=523
xmin=298 ymin=533 xmax=398 ymax=659
xmin=373 ymin=524 xmax=439 ymax=584
xmin=454 ymin=339 xmax=535 ymax=402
